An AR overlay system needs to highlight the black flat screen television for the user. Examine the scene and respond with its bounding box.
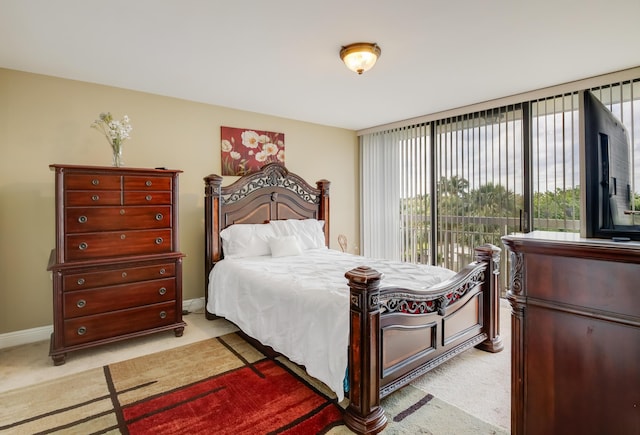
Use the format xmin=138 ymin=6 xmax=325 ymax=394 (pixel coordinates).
xmin=583 ymin=90 xmax=639 ymax=240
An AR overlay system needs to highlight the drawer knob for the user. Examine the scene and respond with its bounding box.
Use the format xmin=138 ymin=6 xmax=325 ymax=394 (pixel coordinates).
xmin=146 ymin=195 xmax=152 ymax=201
xmin=79 ymin=242 xmax=88 ymax=250
xmin=159 ymin=268 xmax=166 ymax=275
xmin=76 ymin=299 xmax=86 ymax=308
xmin=91 ymin=194 xmax=100 ymax=201
xmin=159 ymin=287 xmax=167 ymax=295
xmin=78 ymin=215 xmax=87 ymax=223
xmin=120 ymin=234 xmax=126 ymax=240
xmin=120 ymin=209 xmax=125 ymax=215
xmin=155 ymin=237 xmax=164 ymax=245
xmin=77 ymin=326 xmax=87 ymax=335
xmin=145 ymin=180 xmax=152 ymax=187
xmin=121 ymin=272 xmax=127 ymax=278
xmin=91 ymin=179 xmax=99 ymax=186
xmin=77 ymin=278 xmax=85 ymax=285
xmin=159 ymin=311 xmax=167 ymax=319
xmin=155 ymin=213 xmax=163 ymax=221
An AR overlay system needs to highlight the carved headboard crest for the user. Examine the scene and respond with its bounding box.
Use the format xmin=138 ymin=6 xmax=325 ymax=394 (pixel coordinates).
xmin=222 ymin=163 xmax=321 ymax=205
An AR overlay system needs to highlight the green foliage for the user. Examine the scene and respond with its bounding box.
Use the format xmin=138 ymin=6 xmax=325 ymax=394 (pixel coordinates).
xmin=532 ymin=187 xmax=581 ymax=220
xmin=399 ymin=176 xmax=590 ymax=263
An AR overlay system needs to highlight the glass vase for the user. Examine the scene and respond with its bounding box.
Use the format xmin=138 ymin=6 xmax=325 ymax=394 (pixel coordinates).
xmin=112 ymin=146 xmax=123 ymax=167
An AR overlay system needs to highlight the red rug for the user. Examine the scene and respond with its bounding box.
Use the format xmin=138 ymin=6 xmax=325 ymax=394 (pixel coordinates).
xmin=0 ymin=333 xmax=344 ymax=434
xmin=120 ymin=358 xmax=343 ymax=434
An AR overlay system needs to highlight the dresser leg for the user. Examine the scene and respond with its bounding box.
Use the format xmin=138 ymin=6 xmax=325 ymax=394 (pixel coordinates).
xmin=51 ymin=353 xmax=66 ymax=366
xmin=174 ymin=326 xmax=184 ymax=337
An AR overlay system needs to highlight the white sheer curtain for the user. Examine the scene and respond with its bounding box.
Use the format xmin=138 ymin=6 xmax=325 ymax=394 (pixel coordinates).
xmin=360 ymin=131 xmax=402 ymax=260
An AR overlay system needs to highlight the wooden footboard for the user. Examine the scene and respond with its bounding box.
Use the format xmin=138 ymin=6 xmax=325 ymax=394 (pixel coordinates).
xmin=343 ymin=244 xmax=503 ymax=435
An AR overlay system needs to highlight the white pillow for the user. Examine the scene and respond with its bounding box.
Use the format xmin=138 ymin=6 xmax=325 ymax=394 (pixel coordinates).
xmin=220 ymin=223 xmax=275 ymax=258
xmin=269 ymin=235 xmax=303 ymax=257
xmin=269 ymin=219 xmax=326 ymax=250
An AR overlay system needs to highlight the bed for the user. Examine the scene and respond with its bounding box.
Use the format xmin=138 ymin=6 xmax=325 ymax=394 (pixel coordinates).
xmin=204 ymin=163 xmax=503 ymax=435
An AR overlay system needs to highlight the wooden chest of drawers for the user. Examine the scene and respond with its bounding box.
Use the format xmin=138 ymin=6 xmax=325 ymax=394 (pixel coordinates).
xmin=503 ymin=232 xmax=640 ymax=435
xmin=47 ymin=165 xmax=186 ymax=365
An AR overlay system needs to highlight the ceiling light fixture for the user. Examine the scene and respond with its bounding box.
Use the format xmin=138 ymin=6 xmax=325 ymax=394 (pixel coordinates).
xmin=340 ymin=42 xmax=381 ymax=75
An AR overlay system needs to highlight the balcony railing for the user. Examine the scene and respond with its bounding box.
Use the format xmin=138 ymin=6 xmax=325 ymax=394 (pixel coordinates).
xmin=401 ymin=216 xmax=580 ymax=296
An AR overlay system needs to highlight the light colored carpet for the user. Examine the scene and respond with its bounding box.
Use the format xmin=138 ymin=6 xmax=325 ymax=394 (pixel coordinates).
xmin=0 ymin=300 xmax=512 ymax=433
xmin=410 ymin=298 xmax=511 ymax=430
xmin=1 ymin=332 xmax=507 ymax=434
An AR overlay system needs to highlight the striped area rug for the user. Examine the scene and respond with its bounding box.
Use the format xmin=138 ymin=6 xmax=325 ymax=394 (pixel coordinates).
xmin=0 ymin=333 xmax=507 ymax=434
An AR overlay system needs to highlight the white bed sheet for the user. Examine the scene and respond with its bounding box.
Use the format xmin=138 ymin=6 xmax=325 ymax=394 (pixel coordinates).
xmin=207 ymin=248 xmax=456 ymax=401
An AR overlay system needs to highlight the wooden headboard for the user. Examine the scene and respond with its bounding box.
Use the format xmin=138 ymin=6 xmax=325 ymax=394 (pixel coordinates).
xmin=203 ymin=163 xmax=331 ymax=302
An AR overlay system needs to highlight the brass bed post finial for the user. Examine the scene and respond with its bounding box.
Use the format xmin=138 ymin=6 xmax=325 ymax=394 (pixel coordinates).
xmin=338 ymin=234 xmax=348 ymax=252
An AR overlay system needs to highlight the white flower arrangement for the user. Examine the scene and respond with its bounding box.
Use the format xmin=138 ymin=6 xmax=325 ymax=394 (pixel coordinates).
xmin=91 ymin=112 xmax=132 ymax=150
xmin=91 ymin=112 xmax=132 ymax=166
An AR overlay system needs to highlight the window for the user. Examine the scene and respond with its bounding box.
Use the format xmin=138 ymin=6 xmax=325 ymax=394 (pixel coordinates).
xmin=433 ymin=107 xmax=523 ymax=275
xmin=360 ymin=74 xmax=640 ymax=295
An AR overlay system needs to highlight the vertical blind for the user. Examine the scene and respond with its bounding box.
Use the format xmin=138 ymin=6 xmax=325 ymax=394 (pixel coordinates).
xmin=360 ymin=125 xmax=430 ymax=262
xmin=360 ymin=130 xmax=402 ymax=260
xmin=433 ymin=106 xmax=523 ymax=276
xmin=530 ymin=93 xmax=581 ymax=232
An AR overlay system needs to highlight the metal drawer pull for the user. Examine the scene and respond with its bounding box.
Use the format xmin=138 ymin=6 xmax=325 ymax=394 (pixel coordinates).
xmin=159 ymin=311 xmax=167 ymax=319
xmin=77 ymin=278 xmax=85 ymax=285
xmin=92 ymin=195 xmax=100 ymax=201
xmin=120 ymin=234 xmax=126 ymax=240
xmin=77 ymin=326 xmax=87 ymax=335
xmin=146 ymin=195 xmax=152 ymax=201
xmin=155 ymin=213 xmax=163 ymax=221
xmin=145 ymin=180 xmax=152 ymax=187
xmin=121 ymin=272 xmax=127 ymax=278
xmin=159 ymin=268 xmax=166 ymax=275
xmin=120 ymin=209 xmax=125 ymax=215
xmin=78 ymin=216 xmax=87 ymax=223
xmin=76 ymin=299 xmax=86 ymax=308
xmin=79 ymin=242 xmax=88 ymax=250
xmin=91 ymin=179 xmax=99 ymax=185
xmin=155 ymin=237 xmax=163 ymax=245
xmin=159 ymin=287 xmax=167 ymax=295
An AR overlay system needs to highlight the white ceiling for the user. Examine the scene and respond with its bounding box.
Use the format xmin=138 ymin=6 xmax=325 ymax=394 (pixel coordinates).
xmin=2 ymin=0 xmax=640 ymax=131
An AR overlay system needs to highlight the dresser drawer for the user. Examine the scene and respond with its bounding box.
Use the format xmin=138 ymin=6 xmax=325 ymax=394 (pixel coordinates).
xmin=65 ymin=174 xmax=121 ymax=190
xmin=66 ymin=191 xmax=122 ymax=206
xmin=66 ymin=229 xmax=172 ymax=260
xmin=66 ymin=206 xmax=172 ymax=232
xmin=64 ymin=278 xmax=176 ymax=318
xmin=64 ymin=302 xmax=176 ymax=346
xmin=124 ymin=191 xmax=172 ymax=205
xmin=124 ymin=175 xmax=172 ymax=191
xmin=63 ymin=263 xmax=175 ymax=291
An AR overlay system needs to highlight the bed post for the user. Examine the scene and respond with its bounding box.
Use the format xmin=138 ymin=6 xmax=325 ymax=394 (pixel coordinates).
xmin=204 ymin=174 xmax=223 ymax=320
xmin=344 ymin=266 xmax=387 ymax=435
xmin=474 ymin=244 xmax=504 ymax=353
xmin=316 ymin=179 xmax=330 ymax=247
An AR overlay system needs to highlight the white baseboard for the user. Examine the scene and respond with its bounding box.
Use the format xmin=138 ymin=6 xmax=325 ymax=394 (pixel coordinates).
xmin=0 ymin=325 xmax=53 ymax=350
xmin=0 ymin=298 xmax=206 ymax=350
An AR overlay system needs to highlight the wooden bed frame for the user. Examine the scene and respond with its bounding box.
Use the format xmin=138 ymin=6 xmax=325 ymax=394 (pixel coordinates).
xmin=204 ymin=163 xmax=503 ymax=435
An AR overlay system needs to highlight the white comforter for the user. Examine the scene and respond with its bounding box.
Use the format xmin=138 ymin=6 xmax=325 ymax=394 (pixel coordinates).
xmin=207 ymin=248 xmax=455 ymax=401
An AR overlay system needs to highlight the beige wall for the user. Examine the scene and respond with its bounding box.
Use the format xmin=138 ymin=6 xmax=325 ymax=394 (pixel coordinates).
xmin=0 ymin=68 xmax=359 ymax=334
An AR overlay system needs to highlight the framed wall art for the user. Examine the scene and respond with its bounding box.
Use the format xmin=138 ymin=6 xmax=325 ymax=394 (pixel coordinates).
xmin=221 ymin=126 xmax=285 ymax=176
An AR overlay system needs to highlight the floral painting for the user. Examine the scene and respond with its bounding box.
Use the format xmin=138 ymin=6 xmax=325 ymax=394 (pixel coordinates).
xmin=221 ymin=126 xmax=285 ymax=176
